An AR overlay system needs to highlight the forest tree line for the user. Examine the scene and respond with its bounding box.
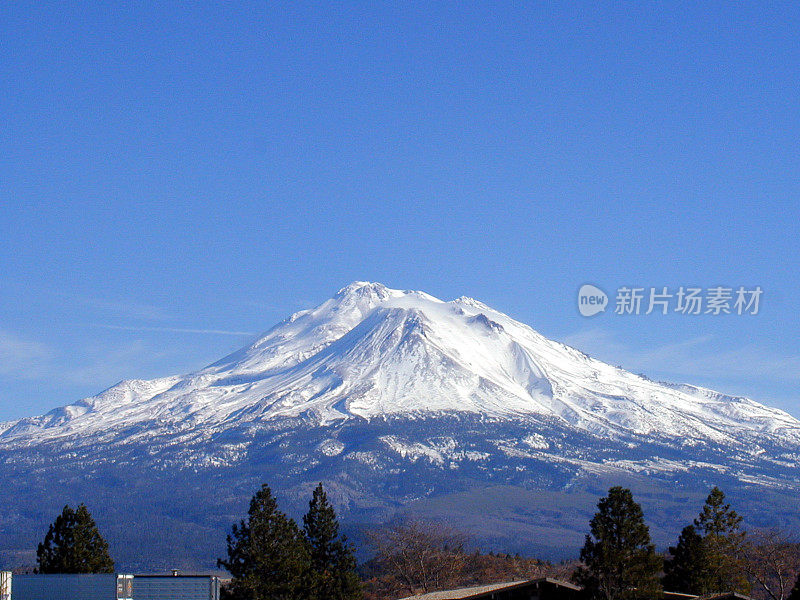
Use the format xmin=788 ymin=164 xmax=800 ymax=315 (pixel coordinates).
xmin=21 ymin=484 xmax=800 ymax=600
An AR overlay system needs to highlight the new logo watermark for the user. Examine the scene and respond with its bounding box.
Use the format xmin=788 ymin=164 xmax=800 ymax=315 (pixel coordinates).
xmin=578 ymin=284 xmax=608 ymax=317
xmin=578 ymin=284 xmax=762 ymax=317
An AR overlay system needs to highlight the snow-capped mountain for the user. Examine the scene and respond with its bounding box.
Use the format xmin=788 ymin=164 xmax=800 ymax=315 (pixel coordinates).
xmin=3 ymin=281 xmax=797 ymax=448
xmin=1 ymin=282 xmax=798 ymax=569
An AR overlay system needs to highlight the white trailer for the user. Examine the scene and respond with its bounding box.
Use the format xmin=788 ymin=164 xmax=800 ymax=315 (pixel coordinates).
xmin=0 ymin=573 xmax=218 ymax=600
xmin=0 ymin=574 xmax=130 ymax=600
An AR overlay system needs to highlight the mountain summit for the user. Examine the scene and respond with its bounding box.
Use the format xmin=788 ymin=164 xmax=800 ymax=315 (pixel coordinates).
xmin=3 ymin=281 xmax=798 ymax=448
xmin=1 ymin=282 xmax=798 ymax=568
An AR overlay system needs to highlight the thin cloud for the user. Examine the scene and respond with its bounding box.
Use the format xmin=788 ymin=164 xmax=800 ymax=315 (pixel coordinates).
xmin=560 ymin=327 xmax=800 ymax=385
xmin=235 ymin=298 xmax=285 ymax=312
xmin=0 ymin=330 xmax=52 ymax=379
xmin=58 ymin=339 xmax=189 ymax=387
xmin=91 ymin=324 xmax=256 ymax=336
xmin=75 ymin=296 xmax=171 ymax=321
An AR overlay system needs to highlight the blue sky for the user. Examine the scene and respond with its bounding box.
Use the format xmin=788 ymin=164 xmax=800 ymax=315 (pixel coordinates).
xmin=2 ymin=2 xmax=799 ymax=421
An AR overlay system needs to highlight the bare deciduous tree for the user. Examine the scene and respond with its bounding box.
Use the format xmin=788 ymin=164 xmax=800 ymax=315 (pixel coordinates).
xmin=743 ymin=529 xmax=800 ymax=600
xmin=367 ymin=518 xmax=468 ymax=596
xmin=362 ymin=519 xmax=578 ymax=599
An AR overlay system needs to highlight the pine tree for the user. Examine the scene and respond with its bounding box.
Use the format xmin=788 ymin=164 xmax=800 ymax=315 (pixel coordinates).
xmin=694 ymin=487 xmax=749 ymax=594
xmin=663 ymin=525 xmax=715 ymax=594
xmin=788 ymin=573 xmax=800 ymax=600
xmin=218 ymin=484 xmax=310 ymax=600
xmin=303 ymin=483 xmax=362 ymax=600
xmin=36 ymin=504 xmax=115 ymax=573
xmin=573 ymin=487 xmax=662 ymax=600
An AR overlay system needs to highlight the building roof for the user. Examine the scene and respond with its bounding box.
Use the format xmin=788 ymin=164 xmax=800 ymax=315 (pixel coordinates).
xmin=397 ymin=577 xmax=582 ymax=600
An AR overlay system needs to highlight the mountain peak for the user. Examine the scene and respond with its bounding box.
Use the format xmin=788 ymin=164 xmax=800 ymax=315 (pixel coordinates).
xmin=2 ymin=283 xmax=798 ymax=571
xmin=336 ymin=280 xmax=391 ymax=298
xmin=453 ymin=295 xmax=494 ymax=312
xmin=3 ymin=282 xmax=799 ymax=452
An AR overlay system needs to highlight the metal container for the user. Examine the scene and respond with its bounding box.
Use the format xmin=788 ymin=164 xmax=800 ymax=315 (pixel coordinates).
xmin=8 ymin=574 xmax=128 ymax=600
xmin=132 ymin=576 xmax=220 ymax=600
xmin=3 ymin=573 xmax=218 ymax=600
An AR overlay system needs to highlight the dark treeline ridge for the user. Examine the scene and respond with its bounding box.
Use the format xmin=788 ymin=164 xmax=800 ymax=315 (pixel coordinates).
xmin=19 ymin=484 xmax=800 ymax=600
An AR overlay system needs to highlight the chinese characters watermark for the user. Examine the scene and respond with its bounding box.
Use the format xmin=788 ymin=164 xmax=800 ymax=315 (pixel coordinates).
xmin=579 ymin=284 xmax=762 ymax=317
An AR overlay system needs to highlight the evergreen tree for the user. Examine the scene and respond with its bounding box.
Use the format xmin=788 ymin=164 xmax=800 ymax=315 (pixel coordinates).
xmin=218 ymin=484 xmax=310 ymax=600
xmin=302 ymin=483 xmax=362 ymax=600
xmin=36 ymin=504 xmax=114 ymax=573
xmin=788 ymin=573 xmax=800 ymax=600
xmin=694 ymin=487 xmax=749 ymax=594
xmin=573 ymin=487 xmax=662 ymax=600
xmin=663 ymin=525 xmax=715 ymax=594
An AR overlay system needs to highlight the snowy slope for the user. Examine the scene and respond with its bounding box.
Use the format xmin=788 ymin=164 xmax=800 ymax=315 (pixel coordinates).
xmin=2 ymin=282 xmax=800 ymax=570
xmin=2 ymin=281 xmax=799 ymax=452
